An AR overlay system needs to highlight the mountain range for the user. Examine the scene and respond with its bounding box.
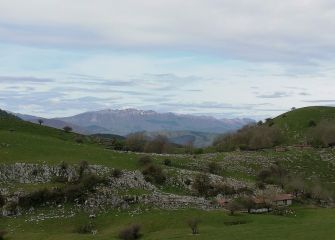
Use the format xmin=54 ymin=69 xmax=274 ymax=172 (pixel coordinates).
xmin=16 ymin=108 xmax=253 ymax=146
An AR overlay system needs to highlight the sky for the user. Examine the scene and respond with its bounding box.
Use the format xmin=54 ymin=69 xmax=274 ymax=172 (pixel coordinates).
xmin=0 ymin=0 xmax=335 ymax=120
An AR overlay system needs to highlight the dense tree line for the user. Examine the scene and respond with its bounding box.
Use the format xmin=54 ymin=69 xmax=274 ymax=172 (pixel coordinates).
xmin=213 ymin=124 xmax=284 ymax=151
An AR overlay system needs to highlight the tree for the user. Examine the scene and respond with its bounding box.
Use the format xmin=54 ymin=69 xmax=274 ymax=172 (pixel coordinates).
xmin=185 ymin=141 xmax=194 ymax=154
xmin=238 ymin=196 xmax=255 ymax=213
xmin=125 ymin=133 xmax=146 ymax=152
xmin=226 ymin=199 xmax=241 ymax=215
xmin=192 ymin=174 xmax=211 ymax=197
xmin=144 ymin=135 xmax=169 ymax=154
xmin=38 ymin=119 xmax=44 ymax=125
xmin=63 ymin=126 xmax=72 ymax=133
xmin=285 ymin=177 xmax=305 ymax=197
xmin=187 ymin=218 xmax=200 ymax=235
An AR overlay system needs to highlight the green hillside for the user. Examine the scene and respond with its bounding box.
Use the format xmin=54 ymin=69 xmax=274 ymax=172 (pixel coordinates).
xmin=0 ymin=110 xmax=138 ymax=169
xmin=272 ymin=106 xmax=335 ymax=144
xmin=1 ymin=108 xmax=335 ymax=240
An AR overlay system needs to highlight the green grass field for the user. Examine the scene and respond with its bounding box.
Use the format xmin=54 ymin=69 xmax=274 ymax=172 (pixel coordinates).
xmin=273 ymin=106 xmax=335 ymax=143
xmin=1 ymin=207 xmax=334 ymax=240
xmin=1 ymin=109 xmax=335 ymax=239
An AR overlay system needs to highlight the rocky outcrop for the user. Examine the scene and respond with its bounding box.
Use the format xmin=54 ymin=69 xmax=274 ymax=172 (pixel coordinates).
xmin=0 ymin=163 xmax=216 ymax=217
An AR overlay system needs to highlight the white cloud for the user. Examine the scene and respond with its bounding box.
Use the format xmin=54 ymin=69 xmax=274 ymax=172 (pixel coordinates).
xmin=0 ymin=0 xmax=335 ymax=62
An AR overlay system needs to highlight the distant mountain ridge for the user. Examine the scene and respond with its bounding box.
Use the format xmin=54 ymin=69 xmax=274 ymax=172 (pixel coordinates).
xmin=56 ymin=108 xmax=253 ymax=136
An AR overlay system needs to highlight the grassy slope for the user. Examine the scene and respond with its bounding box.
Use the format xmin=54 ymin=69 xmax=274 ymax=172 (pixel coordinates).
xmin=273 ymin=106 xmax=335 ymax=144
xmin=1 ymin=207 xmax=334 ymax=240
xmin=0 ymin=113 xmax=139 ymax=169
xmin=1 ymin=110 xmax=335 ymax=239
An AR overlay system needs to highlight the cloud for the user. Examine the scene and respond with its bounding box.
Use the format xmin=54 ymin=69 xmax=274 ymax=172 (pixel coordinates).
xmin=304 ymin=99 xmax=335 ymax=103
xmin=1 ymin=0 xmax=335 ymax=62
xmin=257 ymin=91 xmax=291 ymax=99
xmin=0 ymin=75 xmax=54 ymax=83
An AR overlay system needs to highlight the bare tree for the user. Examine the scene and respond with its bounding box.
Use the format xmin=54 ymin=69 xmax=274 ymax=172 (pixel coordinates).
xmin=187 ymin=218 xmax=200 ymax=235
xmin=63 ymin=126 xmax=72 ymax=133
xmin=125 ymin=132 xmax=146 ymax=152
xmin=226 ymin=199 xmax=241 ymax=215
xmin=38 ymin=119 xmax=44 ymax=125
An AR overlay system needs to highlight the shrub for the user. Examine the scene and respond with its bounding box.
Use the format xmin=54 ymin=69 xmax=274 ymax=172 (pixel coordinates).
xmin=138 ymin=156 xmax=153 ymax=166
xmin=19 ymin=174 xmax=106 ymax=208
xmin=52 ymin=176 xmax=68 ymax=183
xmin=237 ymin=196 xmax=255 ymax=213
xmin=308 ymin=120 xmax=317 ymax=127
xmin=0 ymin=194 xmax=5 ymax=207
xmin=112 ymin=168 xmax=123 ymax=178
xmin=118 ymin=224 xmax=142 ymax=240
xmin=125 ymin=133 xmax=147 ymax=152
xmin=224 ymin=220 xmax=247 ymax=226
xmin=207 ymin=161 xmax=221 ymax=174
xmin=187 ymin=218 xmax=200 ymax=235
xmin=163 ymin=158 xmax=172 ymax=166
xmin=226 ymin=199 xmax=242 ymax=215
xmin=144 ymin=135 xmax=169 ymax=154
xmin=63 ymin=126 xmax=72 ymax=133
xmin=142 ymin=164 xmax=166 ymax=184
xmin=0 ymin=230 xmax=7 ymax=240
xmin=78 ymin=160 xmax=89 ymax=178
xmin=18 ymin=188 xmax=52 ymax=207
xmin=76 ymin=221 xmax=96 ymax=234
xmin=75 ymin=136 xmax=84 ymax=143
xmin=3 ymin=201 xmax=18 ymax=215
xmin=59 ymin=161 xmax=68 ymax=170
xmin=211 ymin=183 xmax=236 ymax=196
xmin=192 ymin=174 xmax=212 ymax=197
xmin=308 ymin=120 xmax=335 ymax=147
xmin=194 ymin=148 xmax=204 ymax=154
xmin=213 ymin=125 xmax=284 ymax=151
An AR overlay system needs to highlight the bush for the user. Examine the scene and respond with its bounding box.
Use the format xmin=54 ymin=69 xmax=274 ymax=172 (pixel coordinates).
xmin=192 ymin=174 xmax=212 ymax=197
xmin=213 ymin=125 xmax=284 ymax=151
xmin=118 ymin=224 xmax=142 ymax=240
xmin=163 ymin=159 xmax=172 ymax=166
xmin=308 ymin=120 xmax=317 ymax=127
xmin=211 ymin=182 xmax=236 ymax=196
xmin=142 ymin=164 xmax=166 ymax=184
xmin=138 ymin=156 xmax=152 ymax=166
xmin=0 ymin=230 xmax=7 ymax=240
xmin=0 ymin=195 xmax=5 ymax=207
xmin=125 ymin=133 xmax=147 ymax=152
xmin=112 ymin=168 xmax=123 ymax=178
xmin=187 ymin=218 xmax=200 ymax=235
xmin=144 ymin=135 xmax=170 ymax=154
xmin=207 ymin=161 xmax=221 ymax=174
xmin=3 ymin=201 xmax=18 ymax=215
xmin=18 ymin=188 xmax=53 ymax=207
xmin=19 ymin=174 xmax=106 ymax=208
xmin=237 ymin=196 xmax=255 ymax=213
xmin=63 ymin=126 xmax=72 ymax=133
xmin=224 ymin=220 xmax=247 ymax=226
xmin=76 ymin=221 xmax=96 ymax=234
xmin=78 ymin=160 xmax=89 ymax=178
xmin=52 ymin=176 xmax=68 ymax=183
xmin=308 ymin=120 xmax=335 ymax=147
xmin=194 ymin=148 xmax=204 ymax=154
xmin=59 ymin=161 xmax=68 ymax=170
xmin=226 ymin=199 xmax=242 ymax=215
xmin=75 ymin=136 xmax=84 ymax=143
